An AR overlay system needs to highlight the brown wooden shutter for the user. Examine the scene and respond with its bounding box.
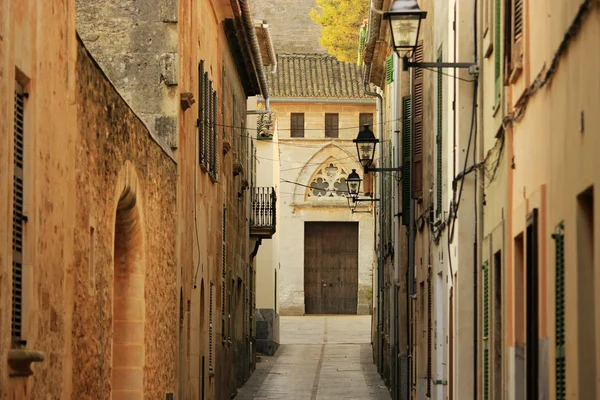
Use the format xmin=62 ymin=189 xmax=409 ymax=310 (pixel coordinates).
xmin=291 ymin=113 xmax=304 ymax=137
xmin=325 ymin=113 xmax=339 ymax=138
xmin=411 ymin=42 xmax=424 ymax=198
xmin=198 ymin=62 xmax=204 ymax=164
xmin=511 ymin=0 xmax=524 ymax=77
xmin=12 ymin=82 xmax=25 ymax=342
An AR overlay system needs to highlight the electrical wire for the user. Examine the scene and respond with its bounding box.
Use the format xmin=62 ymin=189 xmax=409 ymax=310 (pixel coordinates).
xmin=421 ymin=66 xmax=475 ymax=83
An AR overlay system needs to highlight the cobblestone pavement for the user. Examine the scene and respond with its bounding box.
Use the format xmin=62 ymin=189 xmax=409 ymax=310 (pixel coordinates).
xmin=236 ymin=316 xmax=391 ymax=400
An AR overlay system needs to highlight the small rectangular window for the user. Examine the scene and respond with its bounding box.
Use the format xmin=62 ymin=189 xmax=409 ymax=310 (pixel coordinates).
xmin=290 ymin=113 xmax=304 ymax=137
xmin=325 ymin=113 xmax=339 ymax=138
xmin=359 ymin=113 xmax=373 ymax=129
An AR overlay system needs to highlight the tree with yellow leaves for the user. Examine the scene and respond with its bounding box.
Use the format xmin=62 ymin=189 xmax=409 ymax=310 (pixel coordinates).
xmin=310 ymin=0 xmax=370 ymax=63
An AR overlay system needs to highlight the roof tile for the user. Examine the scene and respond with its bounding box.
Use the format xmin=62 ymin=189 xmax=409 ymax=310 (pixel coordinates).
xmin=268 ymin=54 xmax=367 ymax=99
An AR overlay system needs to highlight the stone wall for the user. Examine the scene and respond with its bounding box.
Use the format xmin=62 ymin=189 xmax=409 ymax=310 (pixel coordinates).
xmin=76 ymin=0 xmax=179 ymax=148
xmin=71 ymin=39 xmax=178 ymax=398
xmin=251 ymin=0 xmax=326 ymax=54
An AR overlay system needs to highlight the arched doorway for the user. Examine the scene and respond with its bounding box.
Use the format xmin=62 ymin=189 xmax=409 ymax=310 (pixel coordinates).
xmin=112 ymin=173 xmax=145 ymax=399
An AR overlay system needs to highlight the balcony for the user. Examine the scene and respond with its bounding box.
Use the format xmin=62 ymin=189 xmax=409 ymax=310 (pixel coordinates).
xmin=250 ymin=187 xmax=276 ymax=238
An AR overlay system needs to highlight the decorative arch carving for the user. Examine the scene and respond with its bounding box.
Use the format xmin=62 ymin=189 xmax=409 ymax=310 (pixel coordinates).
xmin=290 ymin=143 xmax=362 ymax=205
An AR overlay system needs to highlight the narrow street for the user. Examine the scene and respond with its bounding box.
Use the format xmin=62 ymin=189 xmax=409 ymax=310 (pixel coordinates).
xmin=237 ymin=316 xmax=391 ymax=400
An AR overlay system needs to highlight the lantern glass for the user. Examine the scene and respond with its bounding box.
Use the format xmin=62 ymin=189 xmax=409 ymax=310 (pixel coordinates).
xmin=346 ymin=169 xmax=362 ymax=198
xmin=353 ymin=124 xmax=378 ymax=168
xmin=389 ymin=15 xmax=421 ymax=50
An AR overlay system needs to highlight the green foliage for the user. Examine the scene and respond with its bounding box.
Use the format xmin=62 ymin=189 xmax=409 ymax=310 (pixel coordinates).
xmin=310 ymin=0 xmax=370 ymax=63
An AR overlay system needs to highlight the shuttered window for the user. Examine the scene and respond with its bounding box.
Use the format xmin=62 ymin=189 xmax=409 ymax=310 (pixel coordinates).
xmin=12 ymin=82 xmax=25 ymax=344
xmin=483 ymin=261 xmax=490 ymax=400
xmin=291 ymin=113 xmax=304 ymax=138
xmin=198 ymin=61 xmax=219 ymax=180
xmin=553 ymin=223 xmax=566 ymax=400
xmin=401 ymin=96 xmax=411 ymax=226
xmin=436 ymin=51 xmax=443 ymax=218
xmin=411 ymin=43 xmax=424 ymax=198
xmin=209 ymin=282 xmax=214 ymax=371
xmin=325 ymin=113 xmax=339 ymax=138
xmin=385 ymin=55 xmax=394 ymax=85
xmin=359 ymin=113 xmax=373 ymax=129
xmin=222 ymin=62 xmax=226 ymax=138
xmin=232 ymin=93 xmax=237 ymax=152
xmin=494 ymin=0 xmax=501 ymax=108
xmin=221 ymin=205 xmax=227 ymax=343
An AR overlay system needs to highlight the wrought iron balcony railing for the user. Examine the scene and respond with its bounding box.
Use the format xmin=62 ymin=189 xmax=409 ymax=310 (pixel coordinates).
xmin=250 ymin=187 xmax=276 ymax=238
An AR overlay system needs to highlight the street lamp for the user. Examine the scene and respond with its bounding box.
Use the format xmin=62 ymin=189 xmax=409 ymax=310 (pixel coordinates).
xmin=347 ymin=169 xmax=362 ymax=198
xmin=354 ymin=125 xmax=378 ymax=168
xmin=383 ymin=0 xmax=478 ymax=74
xmin=383 ymin=0 xmax=427 ymax=57
xmin=353 ymin=127 xmax=403 ymax=175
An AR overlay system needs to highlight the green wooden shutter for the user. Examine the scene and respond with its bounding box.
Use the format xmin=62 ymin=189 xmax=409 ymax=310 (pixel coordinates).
xmin=436 ymin=52 xmax=443 ymax=218
xmin=401 ymin=96 xmax=411 ymax=226
xmin=12 ymin=82 xmax=25 ymax=343
xmin=385 ymin=55 xmax=394 ymax=85
xmin=209 ymin=282 xmax=214 ymax=370
xmin=494 ymin=0 xmax=501 ymax=108
xmin=483 ymin=261 xmax=490 ymax=400
xmin=553 ymin=224 xmax=566 ymax=399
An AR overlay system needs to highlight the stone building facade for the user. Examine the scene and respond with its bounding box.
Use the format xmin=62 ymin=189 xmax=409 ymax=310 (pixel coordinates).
xmin=261 ymin=54 xmax=377 ymax=319
xmin=1 ymin=0 xmax=179 ymax=398
xmin=363 ymin=0 xmax=600 ymax=400
xmin=3 ymin=0 xmax=274 ymax=399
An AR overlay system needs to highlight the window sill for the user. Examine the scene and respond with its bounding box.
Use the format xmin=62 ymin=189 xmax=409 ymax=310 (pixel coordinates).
xmin=8 ymin=349 xmax=44 ymax=377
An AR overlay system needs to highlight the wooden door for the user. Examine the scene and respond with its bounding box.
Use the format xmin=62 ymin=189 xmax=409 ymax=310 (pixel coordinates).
xmin=304 ymin=222 xmax=358 ymax=314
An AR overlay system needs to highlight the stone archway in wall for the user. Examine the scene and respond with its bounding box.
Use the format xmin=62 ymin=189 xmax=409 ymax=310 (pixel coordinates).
xmin=112 ymin=161 xmax=145 ymax=399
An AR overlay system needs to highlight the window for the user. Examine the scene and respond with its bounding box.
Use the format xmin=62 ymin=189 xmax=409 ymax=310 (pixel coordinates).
xmin=325 ymin=113 xmax=339 ymax=138
xmin=577 ymin=187 xmax=595 ymax=397
xmin=359 ymin=113 xmax=373 ymax=129
xmin=12 ymin=81 xmax=25 ymax=345
xmin=494 ymin=0 xmax=501 ymax=108
xmin=401 ymin=95 xmax=411 ymax=226
xmin=209 ymin=282 xmax=214 ymax=371
xmin=482 ymin=260 xmax=490 ymax=400
xmin=505 ymin=0 xmax=524 ymax=82
xmin=307 ymin=162 xmax=349 ymax=199
xmin=198 ymin=61 xmax=219 ymax=180
xmin=290 ymin=113 xmax=304 ymax=138
xmin=436 ymin=49 xmax=443 ymax=218
xmin=412 ymin=42 xmax=424 ymax=199
xmin=526 ymin=209 xmax=539 ymax=400
xmin=385 ymin=55 xmax=394 ymax=85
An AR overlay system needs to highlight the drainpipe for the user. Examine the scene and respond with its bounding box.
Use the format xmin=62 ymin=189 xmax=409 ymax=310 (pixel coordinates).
xmin=239 ymin=0 xmax=271 ymax=114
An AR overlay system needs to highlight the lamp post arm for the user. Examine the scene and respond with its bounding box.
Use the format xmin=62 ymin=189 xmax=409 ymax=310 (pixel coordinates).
xmin=402 ymin=57 xmax=479 ymax=75
xmin=365 ymin=166 xmax=403 ymax=173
